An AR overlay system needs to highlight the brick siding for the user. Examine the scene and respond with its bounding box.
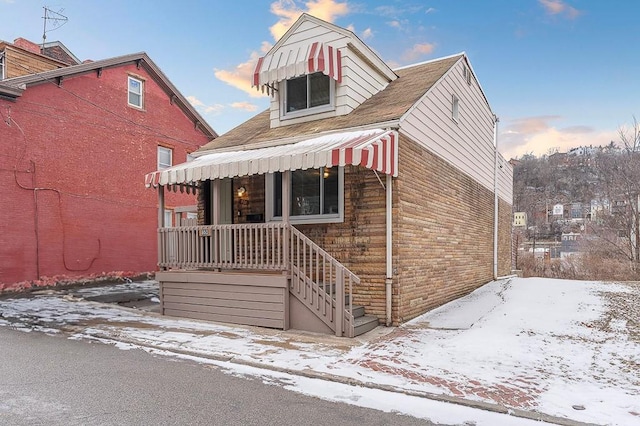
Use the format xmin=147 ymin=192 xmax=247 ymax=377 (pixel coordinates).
xmin=0 ymin=64 xmax=211 ymax=288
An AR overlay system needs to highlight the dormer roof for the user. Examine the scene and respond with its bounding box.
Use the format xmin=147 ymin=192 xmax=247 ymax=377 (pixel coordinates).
xmin=252 ymin=13 xmax=396 ymax=95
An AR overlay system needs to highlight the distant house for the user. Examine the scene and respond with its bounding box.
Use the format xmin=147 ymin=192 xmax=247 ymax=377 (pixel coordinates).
xmin=513 ymin=212 xmax=527 ymax=227
xmin=561 ymin=232 xmax=582 ymax=258
xmin=145 ymin=14 xmax=513 ymax=337
xmin=0 ymin=37 xmax=216 ymax=290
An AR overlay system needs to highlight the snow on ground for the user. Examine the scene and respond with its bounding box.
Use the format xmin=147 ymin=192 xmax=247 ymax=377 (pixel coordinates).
xmin=1 ymin=277 xmax=638 ymax=425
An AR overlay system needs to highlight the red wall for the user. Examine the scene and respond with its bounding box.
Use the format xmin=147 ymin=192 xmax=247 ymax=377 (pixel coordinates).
xmin=0 ymin=64 xmax=212 ymax=289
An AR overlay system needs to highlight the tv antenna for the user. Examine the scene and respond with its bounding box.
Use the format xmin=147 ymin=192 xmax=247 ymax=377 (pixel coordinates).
xmin=42 ymin=6 xmax=68 ymax=48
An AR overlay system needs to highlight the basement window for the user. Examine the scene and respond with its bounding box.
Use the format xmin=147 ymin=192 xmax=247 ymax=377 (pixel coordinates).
xmin=128 ymin=76 xmax=144 ymax=108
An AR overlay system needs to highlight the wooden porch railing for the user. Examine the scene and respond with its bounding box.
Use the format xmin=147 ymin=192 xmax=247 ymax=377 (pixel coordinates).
xmin=288 ymin=226 xmax=359 ymax=337
xmin=158 ymin=223 xmax=287 ymax=270
xmin=157 ymin=223 xmax=359 ymax=336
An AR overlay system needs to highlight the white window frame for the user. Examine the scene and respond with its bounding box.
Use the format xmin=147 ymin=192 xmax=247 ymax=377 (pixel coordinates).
xmin=265 ymin=167 xmax=344 ymax=224
xmin=452 ymin=94 xmax=459 ymax=123
xmin=163 ymin=209 xmax=173 ymax=228
xmin=128 ymin=76 xmax=144 ymax=108
xmin=157 ymin=146 xmax=173 ymax=169
xmin=0 ymin=52 xmax=5 ymax=80
xmin=280 ymin=72 xmax=335 ymax=120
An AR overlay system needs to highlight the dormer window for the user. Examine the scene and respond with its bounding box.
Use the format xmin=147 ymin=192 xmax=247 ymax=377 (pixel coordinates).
xmin=282 ymin=72 xmax=334 ymax=119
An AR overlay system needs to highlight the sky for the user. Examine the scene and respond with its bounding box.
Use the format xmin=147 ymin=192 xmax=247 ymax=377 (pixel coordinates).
xmin=1 ymin=277 xmax=637 ymax=425
xmin=1 ymin=0 xmax=638 ymax=159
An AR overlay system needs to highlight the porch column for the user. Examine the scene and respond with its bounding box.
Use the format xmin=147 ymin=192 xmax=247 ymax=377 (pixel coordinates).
xmin=157 ymin=185 xmax=165 ymax=269
xmin=282 ymin=171 xmax=291 ymax=269
xmin=212 ymin=179 xmax=220 ymax=225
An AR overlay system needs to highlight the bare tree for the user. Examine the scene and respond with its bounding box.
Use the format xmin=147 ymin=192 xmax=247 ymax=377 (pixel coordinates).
xmin=590 ymin=117 xmax=640 ymax=266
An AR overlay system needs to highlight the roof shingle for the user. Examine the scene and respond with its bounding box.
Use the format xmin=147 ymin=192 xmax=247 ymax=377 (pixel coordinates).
xmin=197 ymin=54 xmax=462 ymax=153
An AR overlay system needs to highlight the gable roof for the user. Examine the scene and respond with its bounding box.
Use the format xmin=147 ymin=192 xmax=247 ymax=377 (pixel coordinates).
xmin=196 ymin=53 xmax=463 ymax=154
xmin=0 ymin=52 xmax=217 ymax=138
xmin=41 ymin=41 xmax=81 ymax=65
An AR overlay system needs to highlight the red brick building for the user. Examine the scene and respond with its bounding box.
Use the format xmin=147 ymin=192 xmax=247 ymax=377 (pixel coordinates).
xmin=0 ymin=38 xmax=216 ymax=290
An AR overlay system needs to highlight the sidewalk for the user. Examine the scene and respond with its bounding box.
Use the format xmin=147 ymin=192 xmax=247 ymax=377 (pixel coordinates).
xmin=1 ymin=277 xmax=638 ymax=425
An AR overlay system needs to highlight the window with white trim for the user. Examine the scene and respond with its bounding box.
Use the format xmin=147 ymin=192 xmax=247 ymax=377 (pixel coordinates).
xmin=157 ymin=146 xmax=172 ymax=169
xmin=281 ymin=72 xmax=334 ymax=119
xmin=163 ymin=209 xmax=173 ymax=228
xmin=0 ymin=52 xmax=5 ymax=80
xmin=452 ymin=94 xmax=459 ymax=122
xmin=267 ymin=167 xmax=343 ymax=224
xmin=128 ymin=76 xmax=143 ymax=108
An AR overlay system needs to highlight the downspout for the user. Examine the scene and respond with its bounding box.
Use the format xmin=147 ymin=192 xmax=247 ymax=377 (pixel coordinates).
xmin=385 ymin=173 xmax=393 ymax=326
xmin=493 ymin=115 xmax=499 ymax=280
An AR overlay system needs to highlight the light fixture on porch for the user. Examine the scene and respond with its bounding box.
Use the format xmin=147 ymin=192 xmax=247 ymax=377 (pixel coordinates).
xmin=237 ymin=186 xmax=246 ymax=197
xmin=323 ymin=168 xmax=330 ymax=179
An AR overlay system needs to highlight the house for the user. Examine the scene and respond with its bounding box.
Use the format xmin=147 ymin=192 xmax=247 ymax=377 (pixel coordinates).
xmin=145 ymin=14 xmax=513 ymax=337
xmin=560 ymin=232 xmax=582 ymax=258
xmin=0 ymin=38 xmax=74 ymax=80
xmin=0 ymin=37 xmax=216 ymax=290
xmin=513 ymin=212 xmax=527 ymax=227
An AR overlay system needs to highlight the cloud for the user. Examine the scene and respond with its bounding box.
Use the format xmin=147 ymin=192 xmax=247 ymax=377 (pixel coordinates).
xmin=402 ymin=42 xmax=436 ymax=61
xmin=539 ymin=0 xmax=582 ymax=19
xmin=230 ymin=102 xmax=258 ymax=112
xmin=499 ymin=116 xmax=617 ymax=158
xmin=388 ymin=20 xmax=401 ymax=29
xmin=186 ymin=96 xmax=224 ymax=115
xmin=214 ymin=0 xmax=349 ymax=96
xmin=361 ymin=28 xmax=373 ymax=39
xmin=269 ymin=0 xmax=349 ymax=40
xmin=425 ymin=7 xmax=436 ymax=14
xmin=214 ymin=51 xmax=266 ymax=98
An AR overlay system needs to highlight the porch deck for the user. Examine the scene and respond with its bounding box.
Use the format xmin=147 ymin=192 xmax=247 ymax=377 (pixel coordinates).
xmin=156 ymin=223 xmax=379 ymax=337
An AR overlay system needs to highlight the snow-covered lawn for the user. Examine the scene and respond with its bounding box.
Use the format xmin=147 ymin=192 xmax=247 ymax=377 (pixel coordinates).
xmin=1 ymin=277 xmax=638 ymax=425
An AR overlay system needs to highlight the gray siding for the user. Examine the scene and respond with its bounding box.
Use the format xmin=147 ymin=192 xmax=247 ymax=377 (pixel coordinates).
xmin=157 ymin=271 xmax=288 ymax=329
xmin=400 ymin=58 xmax=512 ymax=204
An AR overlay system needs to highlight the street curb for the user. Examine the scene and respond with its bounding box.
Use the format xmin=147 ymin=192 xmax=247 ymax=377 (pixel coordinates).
xmin=75 ymin=328 xmax=599 ymax=426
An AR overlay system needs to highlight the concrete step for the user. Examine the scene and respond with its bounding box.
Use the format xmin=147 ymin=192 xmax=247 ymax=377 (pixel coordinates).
xmin=353 ymin=315 xmax=379 ymax=337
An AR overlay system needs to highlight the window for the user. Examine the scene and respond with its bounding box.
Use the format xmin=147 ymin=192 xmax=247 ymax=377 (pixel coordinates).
xmin=163 ymin=210 xmax=173 ymax=228
xmin=128 ymin=76 xmax=143 ymax=108
xmin=157 ymin=146 xmax=172 ymax=169
xmin=462 ymin=66 xmax=472 ymax=85
xmin=0 ymin=52 xmax=5 ymax=80
xmin=452 ymin=94 xmax=459 ymax=122
xmin=282 ymin=72 xmax=333 ymax=118
xmin=268 ymin=167 xmax=343 ymax=223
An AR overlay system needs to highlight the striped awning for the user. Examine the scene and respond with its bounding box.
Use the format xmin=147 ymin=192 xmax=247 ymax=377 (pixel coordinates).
xmin=145 ymin=129 xmax=398 ymax=188
xmin=253 ymin=41 xmax=342 ymax=92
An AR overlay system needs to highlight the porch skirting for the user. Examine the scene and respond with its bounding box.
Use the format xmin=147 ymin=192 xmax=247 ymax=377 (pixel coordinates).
xmin=157 ymin=270 xmax=289 ymax=330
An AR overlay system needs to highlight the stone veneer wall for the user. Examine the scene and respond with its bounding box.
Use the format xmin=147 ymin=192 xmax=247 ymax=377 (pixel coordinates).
xmin=394 ymin=135 xmax=512 ymax=323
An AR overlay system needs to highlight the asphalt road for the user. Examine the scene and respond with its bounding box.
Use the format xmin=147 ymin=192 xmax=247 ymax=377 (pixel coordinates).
xmin=0 ymin=327 xmax=438 ymax=425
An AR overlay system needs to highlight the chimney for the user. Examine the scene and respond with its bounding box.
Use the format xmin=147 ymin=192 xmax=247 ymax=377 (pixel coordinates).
xmin=13 ymin=38 xmax=42 ymax=54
